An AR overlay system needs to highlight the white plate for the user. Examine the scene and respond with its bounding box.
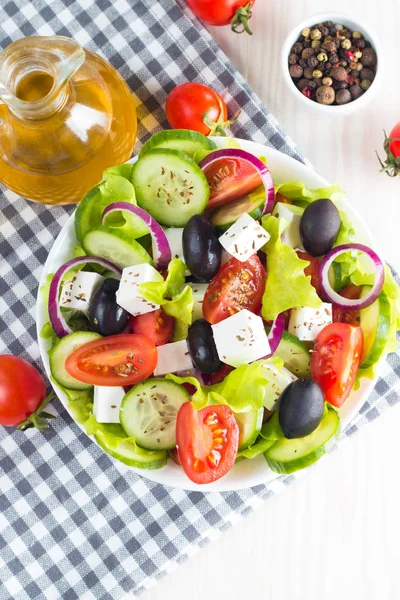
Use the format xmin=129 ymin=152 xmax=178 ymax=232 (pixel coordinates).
xmin=37 ymin=137 xmax=380 ymax=491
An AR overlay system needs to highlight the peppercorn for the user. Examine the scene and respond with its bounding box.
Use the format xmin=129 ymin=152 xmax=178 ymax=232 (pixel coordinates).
xmin=317 ymin=51 xmax=328 ymax=62
xmin=341 ymin=60 xmax=348 ymax=68
xmin=354 ymin=39 xmax=366 ymax=49
xmin=330 ymin=54 xmax=339 ymax=64
xmin=350 ymin=84 xmax=364 ymax=100
xmin=303 ymin=40 xmax=312 ymax=48
xmin=311 ymin=40 xmax=321 ymax=49
xmin=307 ymin=56 xmax=318 ymax=68
xmin=354 ymin=50 xmax=363 ymax=59
xmin=315 ymin=23 xmax=325 ymax=32
xmin=316 ymin=85 xmax=335 ymax=105
xmin=322 ymin=40 xmax=337 ymax=53
xmin=356 ymin=62 xmax=364 ymax=72
xmin=341 ymin=39 xmax=352 ymax=50
xmin=290 ymin=64 xmax=303 ymax=78
xmin=318 ymin=62 xmax=326 ymax=74
xmin=314 ymin=78 xmax=323 ymax=88
xmin=331 ymin=66 xmax=348 ymax=81
xmin=349 ymin=61 xmax=358 ymax=70
xmin=335 ymin=23 xmax=344 ymax=31
xmin=299 ymin=58 xmax=308 ymax=69
xmin=324 ymin=20 xmax=334 ymax=27
xmin=351 ymin=69 xmax=359 ymax=78
xmin=320 ymin=26 xmax=329 ymax=37
xmin=325 ymin=62 xmax=332 ymax=73
xmin=362 ymin=48 xmax=377 ymax=66
xmin=352 ymin=31 xmax=363 ymax=39
xmin=302 ymin=27 xmax=311 ymax=39
xmin=333 ymin=80 xmax=349 ymax=90
xmin=312 ymin=69 xmax=323 ymax=79
xmin=346 ymin=74 xmax=355 ymax=85
xmin=301 ymin=86 xmax=312 ymax=98
xmin=360 ymin=67 xmax=375 ymax=81
xmin=292 ymin=42 xmax=304 ymax=54
xmin=336 ymin=89 xmax=352 ymax=104
xmin=345 ymin=50 xmax=356 ymax=62
xmin=310 ymin=29 xmax=322 ymax=40
xmin=302 ymin=47 xmax=315 ymax=59
xmin=303 ymin=67 xmax=314 ymax=79
xmin=343 ymin=30 xmax=352 ymax=39
xmin=322 ymin=76 xmax=333 ymax=86
xmin=307 ymin=80 xmax=318 ymax=91
xmin=297 ymin=78 xmax=310 ymax=91
xmin=360 ymin=79 xmax=372 ymax=91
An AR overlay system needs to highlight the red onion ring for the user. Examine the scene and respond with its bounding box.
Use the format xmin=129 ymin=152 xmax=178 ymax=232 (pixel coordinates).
xmin=261 ymin=313 xmax=285 ymax=359
xmin=48 ymin=257 xmax=122 ymax=338
xmin=319 ymin=243 xmax=385 ymax=310
xmin=199 ymin=148 xmax=275 ymax=215
xmin=102 ymin=202 xmax=172 ymax=270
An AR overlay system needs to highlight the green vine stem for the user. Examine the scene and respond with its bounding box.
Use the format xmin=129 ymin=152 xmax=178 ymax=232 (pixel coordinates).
xmin=231 ymin=2 xmax=254 ymax=36
xmin=17 ymin=392 xmax=56 ymax=431
xmin=376 ymin=131 xmax=400 ymax=177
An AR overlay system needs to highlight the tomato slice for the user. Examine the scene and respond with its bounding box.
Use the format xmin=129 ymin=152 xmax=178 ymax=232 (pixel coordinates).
xmin=209 ymin=364 xmax=234 ymax=385
xmin=131 ymin=308 xmax=175 ymax=346
xmin=332 ymin=285 xmax=361 ymax=326
xmin=204 ymin=157 xmax=263 ymax=209
xmin=311 ymin=323 xmax=364 ymax=408
xmin=65 ymin=334 xmax=158 ymax=386
xmin=176 ymin=402 xmax=239 ymax=484
xmin=203 ymin=255 xmax=266 ymax=325
xmin=296 ymin=251 xmax=321 ymax=295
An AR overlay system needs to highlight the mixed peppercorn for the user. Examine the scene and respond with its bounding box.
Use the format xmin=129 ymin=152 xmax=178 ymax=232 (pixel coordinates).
xmin=288 ymin=21 xmax=377 ymax=106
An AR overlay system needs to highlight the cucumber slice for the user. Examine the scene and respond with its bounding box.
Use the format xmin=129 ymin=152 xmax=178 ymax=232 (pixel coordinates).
xmin=83 ymin=226 xmax=152 ymax=269
xmin=94 ymin=423 xmax=167 ymax=469
xmin=50 ymin=331 xmax=102 ymax=390
xmin=211 ymin=187 xmax=266 ymax=232
xmin=120 ymin=378 xmax=190 ymax=450
xmin=235 ymin=405 xmax=264 ymax=451
xmin=265 ymin=407 xmax=340 ymax=474
xmin=131 ymin=149 xmax=210 ymax=227
xmin=140 ymin=129 xmax=216 ymax=160
xmin=272 ymin=330 xmax=311 ymax=378
xmin=360 ymin=287 xmax=391 ymax=368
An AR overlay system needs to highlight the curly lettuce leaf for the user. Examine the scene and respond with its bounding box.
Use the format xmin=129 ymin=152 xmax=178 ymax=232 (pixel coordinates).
xmin=49 ymin=376 xmax=93 ymax=425
xmin=166 ymin=373 xmax=210 ymax=410
xmin=102 ymin=163 xmax=134 ymax=181
xmin=261 ymin=215 xmax=322 ymax=320
xmin=275 ymin=181 xmax=344 ymax=207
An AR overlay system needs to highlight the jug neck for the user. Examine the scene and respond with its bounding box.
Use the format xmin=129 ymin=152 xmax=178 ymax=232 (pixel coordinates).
xmin=0 ymin=36 xmax=85 ymax=120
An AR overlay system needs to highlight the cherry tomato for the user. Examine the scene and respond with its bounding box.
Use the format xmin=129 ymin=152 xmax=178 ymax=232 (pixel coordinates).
xmin=185 ymin=0 xmax=257 ymax=34
xmin=131 ymin=308 xmax=175 ymax=347
xmin=296 ymin=251 xmax=321 ymax=295
xmin=311 ymin=323 xmax=364 ymax=408
xmin=176 ymin=402 xmax=239 ymax=484
xmin=65 ymin=334 xmax=158 ymax=386
xmin=166 ymin=83 xmax=228 ymax=136
xmin=0 ymin=356 xmax=47 ymax=427
xmin=204 ymin=156 xmax=263 ymax=209
xmin=378 ymin=122 xmax=400 ymax=177
xmin=203 ymin=255 xmax=266 ymax=324
xmin=209 ymin=364 xmax=234 ymax=385
xmin=332 ymin=284 xmax=361 ymax=326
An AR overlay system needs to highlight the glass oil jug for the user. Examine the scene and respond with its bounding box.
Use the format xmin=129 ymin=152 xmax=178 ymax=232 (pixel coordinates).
xmin=0 ymin=36 xmax=137 ymax=205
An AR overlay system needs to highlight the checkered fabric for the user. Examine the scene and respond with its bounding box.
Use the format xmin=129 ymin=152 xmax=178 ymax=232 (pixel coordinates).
xmin=0 ymin=1 xmax=399 ymax=599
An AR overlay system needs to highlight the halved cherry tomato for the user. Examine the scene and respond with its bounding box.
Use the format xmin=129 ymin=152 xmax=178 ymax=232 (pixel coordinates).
xmin=332 ymin=285 xmax=361 ymax=326
xmin=176 ymin=402 xmax=239 ymax=484
xmin=297 ymin=251 xmax=321 ymax=295
xmin=311 ymin=323 xmax=364 ymax=408
xmin=204 ymin=156 xmax=263 ymax=209
xmin=166 ymin=83 xmax=228 ymax=136
xmin=203 ymin=254 xmax=266 ymax=324
xmin=131 ymin=308 xmax=175 ymax=347
xmin=65 ymin=334 xmax=158 ymax=386
xmin=209 ymin=363 xmax=234 ymax=385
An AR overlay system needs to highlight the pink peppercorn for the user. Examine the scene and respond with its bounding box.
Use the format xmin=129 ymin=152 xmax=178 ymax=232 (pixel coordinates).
xmin=302 ymin=86 xmax=312 ymax=98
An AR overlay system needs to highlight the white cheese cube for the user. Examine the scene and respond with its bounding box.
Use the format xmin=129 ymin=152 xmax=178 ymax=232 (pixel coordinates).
xmin=59 ymin=271 xmax=104 ymax=313
xmin=153 ymin=340 xmax=193 ymax=376
xmin=272 ymin=202 xmax=304 ymax=250
xmin=261 ymin=364 xmax=297 ymax=411
xmin=211 ymin=309 xmax=270 ymax=368
xmin=288 ymin=304 xmax=332 ymax=342
xmin=188 ymin=283 xmax=208 ymax=321
xmin=164 ymin=227 xmax=190 ymax=275
xmin=93 ymin=386 xmax=125 ymax=423
xmin=116 ymin=264 xmax=163 ymax=316
xmin=218 ymin=213 xmax=270 ymax=262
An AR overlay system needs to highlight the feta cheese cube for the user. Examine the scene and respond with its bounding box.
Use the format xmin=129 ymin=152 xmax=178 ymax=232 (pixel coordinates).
xmin=288 ymin=304 xmax=332 ymax=342
xmin=188 ymin=283 xmax=208 ymax=321
xmin=93 ymin=386 xmax=125 ymax=423
xmin=272 ymin=202 xmax=304 ymax=250
xmin=261 ymin=364 xmax=297 ymax=411
xmin=211 ymin=309 xmax=270 ymax=368
xmin=59 ymin=271 xmax=104 ymax=313
xmin=153 ymin=340 xmax=193 ymax=376
xmin=218 ymin=213 xmax=270 ymax=262
xmin=164 ymin=227 xmax=190 ymax=275
xmin=116 ymin=264 xmax=163 ymax=316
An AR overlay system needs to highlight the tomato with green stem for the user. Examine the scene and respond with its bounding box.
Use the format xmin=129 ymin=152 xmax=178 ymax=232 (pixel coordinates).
xmin=377 ymin=122 xmax=400 ymax=177
xmin=185 ymin=0 xmax=257 ymax=35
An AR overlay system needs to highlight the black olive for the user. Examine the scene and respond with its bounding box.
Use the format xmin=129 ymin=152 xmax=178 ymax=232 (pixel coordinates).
xmin=279 ymin=379 xmax=325 ymax=439
xmin=183 ymin=215 xmax=222 ymax=282
xmin=187 ymin=319 xmax=222 ymax=374
xmin=88 ymin=278 xmax=131 ymax=336
xmin=299 ymin=198 xmax=341 ymax=257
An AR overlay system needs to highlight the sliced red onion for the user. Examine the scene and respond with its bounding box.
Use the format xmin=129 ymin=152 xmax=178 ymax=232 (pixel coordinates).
xmin=319 ymin=243 xmax=385 ymax=310
xmin=199 ymin=148 xmax=275 ymax=215
xmin=48 ymin=257 xmax=122 ymax=338
xmin=102 ymin=202 xmax=171 ymax=270
xmin=261 ymin=313 xmax=285 ymax=359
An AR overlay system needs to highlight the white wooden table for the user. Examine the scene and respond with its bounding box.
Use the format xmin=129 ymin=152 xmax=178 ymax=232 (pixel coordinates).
xmin=143 ymin=1 xmax=400 ymax=598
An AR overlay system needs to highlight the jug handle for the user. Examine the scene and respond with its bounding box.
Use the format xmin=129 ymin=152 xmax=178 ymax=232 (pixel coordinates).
xmin=50 ymin=37 xmax=86 ymax=92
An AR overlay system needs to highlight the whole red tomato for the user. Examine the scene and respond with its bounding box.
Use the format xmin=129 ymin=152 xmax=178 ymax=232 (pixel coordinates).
xmin=377 ymin=122 xmax=400 ymax=177
xmin=0 ymin=355 xmax=49 ymax=428
xmin=186 ymin=0 xmax=257 ymax=34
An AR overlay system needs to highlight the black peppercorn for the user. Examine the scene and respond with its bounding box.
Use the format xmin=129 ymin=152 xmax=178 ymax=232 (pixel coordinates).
xmin=290 ymin=64 xmax=303 ymax=78
xmin=307 ymin=80 xmax=318 ymax=91
xmin=303 ymin=67 xmax=314 ymax=79
xmin=336 ymin=89 xmax=352 ymax=104
xmin=329 ymin=26 xmax=337 ymax=36
xmin=299 ymin=58 xmax=308 ymax=69
xmin=307 ymin=56 xmax=319 ymax=68
xmin=302 ymin=47 xmax=315 ymax=59
xmin=322 ymin=40 xmax=337 ymax=53
xmin=362 ymin=48 xmax=377 ymax=67
xmin=349 ymin=84 xmax=364 ymax=100
xmin=324 ymin=21 xmax=334 ymax=27
xmin=360 ymin=67 xmax=375 ymax=81
xmin=303 ymin=40 xmax=312 ymax=48
xmin=297 ymin=78 xmax=310 ymax=91
xmin=332 ymin=80 xmax=349 ymax=90
xmin=354 ymin=39 xmax=366 ymax=49
xmin=289 ymin=54 xmax=298 ymax=65
xmin=292 ymin=42 xmax=304 ymax=54
xmin=330 ymin=54 xmax=339 ymax=64
xmin=325 ymin=62 xmax=332 ymax=73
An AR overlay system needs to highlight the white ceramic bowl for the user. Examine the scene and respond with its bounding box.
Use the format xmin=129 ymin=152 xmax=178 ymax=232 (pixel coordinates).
xmin=37 ymin=137 xmax=381 ymax=491
xmin=281 ymin=12 xmax=383 ymax=116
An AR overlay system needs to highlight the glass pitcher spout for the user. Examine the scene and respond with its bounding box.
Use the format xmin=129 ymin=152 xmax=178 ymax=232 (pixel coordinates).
xmin=0 ymin=36 xmax=85 ymax=119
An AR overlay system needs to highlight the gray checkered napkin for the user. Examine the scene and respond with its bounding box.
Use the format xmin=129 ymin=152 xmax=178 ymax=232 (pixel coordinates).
xmin=0 ymin=1 xmax=399 ymax=599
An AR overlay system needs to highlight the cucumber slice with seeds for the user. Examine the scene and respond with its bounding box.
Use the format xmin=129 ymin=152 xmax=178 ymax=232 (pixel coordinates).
xmin=83 ymin=226 xmax=152 ymax=269
xmin=235 ymin=405 xmax=264 ymax=451
xmin=359 ymin=287 xmax=391 ymax=368
xmin=140 ymin=129 xmax=217 ymax=160
xmin=269 ymin=329 xmax=311 ymax=378
xmin=50 ymin=331 xmax=102 ymax=390
xmin=120 ymin=378 xmax=190 ymax=451
xmin=131 ymin=149 xmax=210 ymax=227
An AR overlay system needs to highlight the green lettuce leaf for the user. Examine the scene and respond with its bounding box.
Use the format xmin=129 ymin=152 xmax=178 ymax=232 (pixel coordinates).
xmin=261 ymin=215 xmax=322 ymax=320
xmin=102 ymin=163 xmax=134 ymax=181
xmin=237 ymin=411 xmax=283 ymax=459
xmin=166 ymin=373 xmax=210 ymax=410
xmin=49 ymin=376 xmax=94 ymax=425
xmin=275 ymin=180 xmax=344 ymax=207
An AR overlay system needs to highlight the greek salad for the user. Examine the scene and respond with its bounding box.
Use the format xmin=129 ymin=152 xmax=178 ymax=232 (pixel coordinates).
xmin=41 ymin=129 xmax=400 ymax=485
